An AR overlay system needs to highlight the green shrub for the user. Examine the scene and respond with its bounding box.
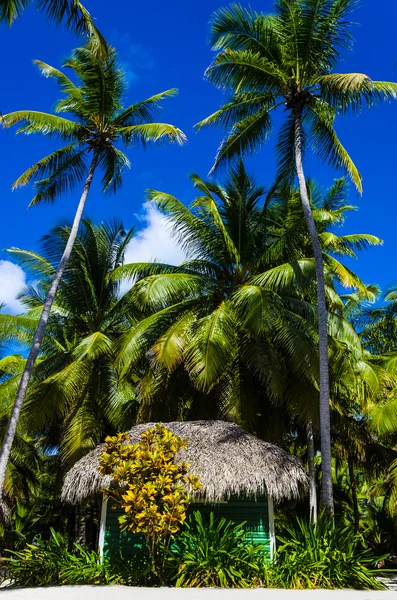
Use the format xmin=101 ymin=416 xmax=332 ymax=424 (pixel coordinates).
xmin=168 ymin=511 xmax=268 ymax=587
xmin=269 ymin=512 xmax=386 ymax=590
xmin=4 ymin=528 xmax=145 ymax=587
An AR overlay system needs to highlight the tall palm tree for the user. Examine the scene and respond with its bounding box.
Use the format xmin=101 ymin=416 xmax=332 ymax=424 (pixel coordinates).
xmin=196 ymin=0 xmax=397 ymax=513
xmin=266 ymin=178 xmax=382 ymax=522
xmin=0 ymin=0 xmax=106 ymax=54
xmin=0 ymin=43 xmax=185 ymax=500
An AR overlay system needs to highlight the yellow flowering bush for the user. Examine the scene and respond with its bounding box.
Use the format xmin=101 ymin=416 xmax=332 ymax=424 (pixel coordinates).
xmin=99 ymin=424 xmax=202 ymax=582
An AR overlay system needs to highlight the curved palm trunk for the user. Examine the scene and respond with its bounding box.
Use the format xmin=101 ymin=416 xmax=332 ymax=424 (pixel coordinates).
xmin=0 ymin=150 xmax=100 ymax=500
xmin=307 ymin=420 xmax=318 ymax=524
xmin=294 ymin=112 xmax=334 ymax=515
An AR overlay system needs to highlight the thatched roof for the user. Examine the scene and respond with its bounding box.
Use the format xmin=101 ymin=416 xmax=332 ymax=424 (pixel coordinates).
xmin=61 ymin=420 xmax=308 ymax=505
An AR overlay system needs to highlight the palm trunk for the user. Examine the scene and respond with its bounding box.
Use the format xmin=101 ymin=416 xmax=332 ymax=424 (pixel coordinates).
xmin=0 ymin=150 xmax=100 ymax=499
xmin=347 ymin=448 xmax=359 ymax=533
xmin=294 ymin=112 xmax=334 ymax=515
xmin=307 ymin=420 xmax=317 ymax=524
xmin=75 ymin=505 xmax=87 ymax=548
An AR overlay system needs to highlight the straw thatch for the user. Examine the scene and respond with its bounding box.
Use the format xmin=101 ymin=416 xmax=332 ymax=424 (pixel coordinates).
xmin=61 ymin=420 xmax=308 ymax=505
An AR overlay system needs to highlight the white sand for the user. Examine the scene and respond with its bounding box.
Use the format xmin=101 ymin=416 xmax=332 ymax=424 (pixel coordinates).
xmin=1 ymin=588 xmax=396 ymax=600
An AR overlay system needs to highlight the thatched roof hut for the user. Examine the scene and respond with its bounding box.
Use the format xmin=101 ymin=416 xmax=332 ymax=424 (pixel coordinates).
xmin=61 ymin=420 xmax=308 ymax=505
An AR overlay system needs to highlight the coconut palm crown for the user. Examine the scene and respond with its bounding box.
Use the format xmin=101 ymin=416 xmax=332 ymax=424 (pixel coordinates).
xmin=197 ymin=0 xmax=397 ymax=186
xmin=2 ymin=44 xmax=185 ymax=206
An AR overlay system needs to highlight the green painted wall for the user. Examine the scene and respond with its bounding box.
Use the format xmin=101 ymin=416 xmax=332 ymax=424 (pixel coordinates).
xmin=103 ymin=496 xmax=271 ymax=561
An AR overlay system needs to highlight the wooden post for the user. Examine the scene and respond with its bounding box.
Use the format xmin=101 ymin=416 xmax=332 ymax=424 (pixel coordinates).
xmin=268 ymin=496 xmax=276 ymax=559
xmin=98 ymin=495 xmax=108 ymax=560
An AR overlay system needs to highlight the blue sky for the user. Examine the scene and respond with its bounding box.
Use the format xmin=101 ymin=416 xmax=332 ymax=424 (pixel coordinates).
xmin=0 ymin=0 xmax=397 ymax=311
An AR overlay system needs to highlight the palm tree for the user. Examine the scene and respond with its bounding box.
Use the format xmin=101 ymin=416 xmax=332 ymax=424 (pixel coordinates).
xmin=196 ymin=0 xmax=397 ymax=513
xmin=114 ymin=163 xmax=294 ymax=427
xmin=0 ymin=0 xmax=106 ymax=54
xmin=114 ymin=166 xmax=362 ymax=437
xmin=270 ymin=178 xmax=382 ymax=522
xmin=0 ymin=43 xmax=185 ymax=500
xmin=0 ymin=219 xmax=144 ymax=468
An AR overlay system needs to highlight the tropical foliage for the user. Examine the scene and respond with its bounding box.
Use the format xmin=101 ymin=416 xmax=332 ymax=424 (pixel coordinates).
xmin=4 ymin=528 xmax=133 ymax=587
xmin=1 ymin=0 xmax=397 ymax=590
xmin=0 ymin=220 xmax=141 ymax=468
xmin=270 ymin=513 xmax=384 ymax=590
xmin=169 ymin=511 xmax=268 ymax=588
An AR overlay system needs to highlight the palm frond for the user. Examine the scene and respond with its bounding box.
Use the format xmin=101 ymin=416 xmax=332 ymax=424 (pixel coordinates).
xmin=12 ymin=143 xmax=86 ymax=191
xmin=27 ymin=146 xmax=88 ymax=206
xmin=275 ymin=113 xmax=299 ymax=186
xmin=146 ymin=189 xmax=214 ymax=259
xmin=190 ymin=173 xmax=240 ymax=265
xmin=119 ymin=123 xmax=186 ymax=147
xmin=318 ymin=73 xmax=397 ymax=113
xmin=112 ymin=261 xmax=186 ymax=284
xmin=116 ymin=301 xmax=195 ymax=376
xmin=72 ymin=332 xmax=113 ymax=361
xmin=5 ymin=248 xmax=55 ymax=278
xmin=36 ymin=0 xmax=108 ymax=56
xmin=209 ymin=3 xmax=281 ymax=61
xmin=185 ymin=301 xmax=238 ymax=391
xmin=33 ymin=59 xmax=83 ymax=99
xmin=98 ymin=146 xmax=130 ymax=193
xmin=308 ymin=101 xmax=362 ymax=192
xmin=150 ymin=311 xmax=196 ymax=371
xmin=252 ymin=259 xmax=316 ymax=294
xmin=0 ymin=0 xmax=29 ymax=24
xmin=131 ymin=273 xmax=205 ymax=309
xmin=196 ymin=92 xmax=275 ymax=130
xmin=322 ymin=254 xmax=368 ymax=292
xmin=112 ymin=89 xmax=179 ymax=127
xmin=210 ymin=107 xmax=272 ymax=172
xmin=1 ymin=111 xmax=79 ymax=139
xmin=205 ymin=49 xmax=284 ymax=92
xmin=319 ymin=232 xmax=383 ymax=257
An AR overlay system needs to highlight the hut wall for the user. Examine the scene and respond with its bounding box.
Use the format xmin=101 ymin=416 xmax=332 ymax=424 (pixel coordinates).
xmin=100 ymin=495 xmax=274 ymax=561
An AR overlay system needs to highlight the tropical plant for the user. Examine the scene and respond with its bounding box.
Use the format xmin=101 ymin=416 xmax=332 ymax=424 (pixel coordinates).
xmin=0 ymin=44 xmax=185 ymax=500
xmin=270 ymin=512 xmax=385 ymax=589
xmin=0 ymin=0 xmax=107 ymax=54
xmin=100 ymin=424 xmax=202 ymax=584
xmin=0 ymin=451 xmax=75 ymax=553
xmin=169 ymin=511 xmax=268 ymax=588
xmin=0 ymin=417 xmax=38 ymax=511
xmin=0 ymin=220 xmax=145 ymax=468
xmin=342 ymin=287 xmax=397 ymax=518
xmin=197 ymin=0 xmax=397 ymax=513
xmin=4 ymin=528 xmax=132 ymax=587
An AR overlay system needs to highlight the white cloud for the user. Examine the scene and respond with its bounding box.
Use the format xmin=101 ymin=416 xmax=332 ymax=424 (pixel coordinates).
xmin=0 ymin=261 xmax=26 ymax=314
xmin=125 ymin=203 xmax=188 ymax=266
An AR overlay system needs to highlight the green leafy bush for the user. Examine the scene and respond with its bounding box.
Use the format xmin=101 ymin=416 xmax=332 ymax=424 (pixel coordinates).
xmin=269 ymin=513 xmax=385 ymax=590
xmin=4 ymin=528 xmax=146 ymax=587
xmin=169 ymin=511 xmax=268 ymax=587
